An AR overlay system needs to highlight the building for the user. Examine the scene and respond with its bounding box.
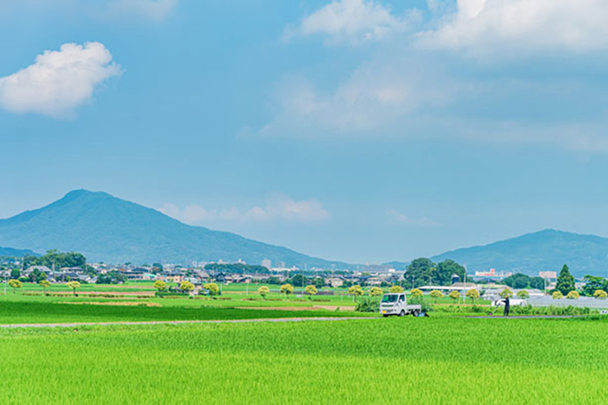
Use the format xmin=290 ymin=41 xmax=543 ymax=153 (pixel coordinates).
xmin=261 ymin=259 xmax=272 ymax=269
xmin=539 ymin=271 xmax=557 ymax=279
xmin=325 ymin=277 xmax=344 ymax=288
xmin=24 ymin=266 xmax=52 ymax=276
xmin=418 ymin=282 xmax=479 ymax=293
xmin=474 ymin=268 xmax=512 ymax=279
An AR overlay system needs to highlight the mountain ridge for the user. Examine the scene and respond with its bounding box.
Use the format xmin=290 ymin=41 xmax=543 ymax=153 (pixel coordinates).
xmin=430 ymin=229 xmax=608 ymax=278
xmin=0 ymin=246 xmax=39 ymax=257
xmin=384 ymin=229 xmax=608 ymax=278
xmin=0 ymin=190 xmax=348 ymax=268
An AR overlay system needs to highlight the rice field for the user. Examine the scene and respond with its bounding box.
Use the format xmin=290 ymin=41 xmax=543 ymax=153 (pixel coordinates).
xmin=1 ymin=316 xmax=606 ymax=405
xmin=0 ymin=301 xmax=368 ymax=324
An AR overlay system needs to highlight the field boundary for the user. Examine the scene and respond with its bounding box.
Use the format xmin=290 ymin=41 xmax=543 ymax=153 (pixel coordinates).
xmin=0 ymin=316 xmax=377 ymax=329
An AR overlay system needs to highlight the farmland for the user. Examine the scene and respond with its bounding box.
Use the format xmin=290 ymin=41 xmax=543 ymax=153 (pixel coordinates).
xmin=1 ymin=316 xmax=607 ymax=405
xmin=0 ymin=281 xmax=368 ymax=325
xmin=0 ymin=280 xmax=500 ymax=324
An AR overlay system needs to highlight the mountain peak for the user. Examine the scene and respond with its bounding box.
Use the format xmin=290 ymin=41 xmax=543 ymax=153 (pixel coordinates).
xmin=0 ymin=190 xmax=341 ymax=267
xmin=62 ymin=189 xmax=112 ymax=200
xmin=432 ymin=229 xmax=608 ymax=277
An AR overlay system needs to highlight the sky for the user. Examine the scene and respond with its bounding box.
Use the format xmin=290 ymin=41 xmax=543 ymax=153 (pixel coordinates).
xmin=2 ymin=0 xmax=608 ymax=264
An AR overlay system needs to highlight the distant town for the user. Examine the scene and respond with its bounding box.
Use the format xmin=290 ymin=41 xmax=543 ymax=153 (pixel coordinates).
xmin=3 ymin=249 xmax=606 ymax=306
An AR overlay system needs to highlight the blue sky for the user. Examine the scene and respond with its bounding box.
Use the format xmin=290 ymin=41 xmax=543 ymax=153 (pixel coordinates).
xmin=2 ymin=0 xmax=608 ymax=264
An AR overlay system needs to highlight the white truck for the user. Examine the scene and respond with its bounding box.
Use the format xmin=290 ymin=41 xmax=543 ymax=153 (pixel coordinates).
xmin=379 ymin=293 xmax=422 ymax=317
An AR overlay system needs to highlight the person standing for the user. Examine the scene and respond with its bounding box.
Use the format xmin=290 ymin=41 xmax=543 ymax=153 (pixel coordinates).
xmin=503 ymin=296 xmax=511 ymax=316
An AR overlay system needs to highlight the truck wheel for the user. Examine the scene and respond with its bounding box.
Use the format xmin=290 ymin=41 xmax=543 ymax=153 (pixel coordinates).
xmin=399 ymin=310 xmax=405 ymax=317
xmin=383 ymin=314 xmax=389 ymax=318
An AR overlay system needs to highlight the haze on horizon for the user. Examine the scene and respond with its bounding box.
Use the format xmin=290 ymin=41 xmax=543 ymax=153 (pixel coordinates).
xmin=3 ymin=0 xmax=608 ymax=264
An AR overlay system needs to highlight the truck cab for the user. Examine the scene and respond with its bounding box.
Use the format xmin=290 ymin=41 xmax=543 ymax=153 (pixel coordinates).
xmin=379 ymin=293 xmax=422 ymax=317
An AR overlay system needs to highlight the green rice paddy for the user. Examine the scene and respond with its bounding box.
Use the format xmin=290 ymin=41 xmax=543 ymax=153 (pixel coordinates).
xmin=0 ymin=301 xmax=367 ymax=324
xmin=1 ymin=316 xmax=606 ymax=405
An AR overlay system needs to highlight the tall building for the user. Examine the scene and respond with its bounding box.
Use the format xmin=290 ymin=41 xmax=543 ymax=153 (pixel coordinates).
xmin=261 ymin=259 xmax=271 ymax=269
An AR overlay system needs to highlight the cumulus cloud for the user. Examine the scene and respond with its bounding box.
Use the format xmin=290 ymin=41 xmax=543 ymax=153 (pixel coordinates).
xmin=284 ymin=0 xmax=419 ymax=44
xmin=387 ymin=210 xmax=440 ymax=227
xmin=0 ymin=42 xmax=122 ymax=119
xmin=159 ymin=194 xmax=330 ymax=225
xmin=420 ymin=0 xmax=608 ymax=55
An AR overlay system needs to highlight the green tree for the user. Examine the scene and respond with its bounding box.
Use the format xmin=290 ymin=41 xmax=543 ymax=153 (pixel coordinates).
xmin=466 ymin=289 xmax=480 ymax=303
xmin=503 ymin=273 xmax=531 ymax=289
xmin=593 ymin=290 xmax=608 ymax=299
xmin=555 ymin=264 xmax=575 ymax=295
xmin=305 ymin=285 xmax=318 ymax=298
xmin=370 ymin=287 xmax=383 ymax=297
xmin=530 ymin=277 xmax=546 ymax=290
xmin=565 ymin=291 xmax=580 ymax=300
xmin=552 ymin=291 xmax=563 ymax=299
xmin=36 ymin=250 xmax=86 ymax=270
xmin=448 ymin=290 xmax=460 ymax=302
xmin=348 ymin=285 xmax=364 ymax=301
xmin=180 ymin=280 xmax=195 ymax=293
xmin=434 ymin=259 xmax=466 ymax=285
xmin=258 ymin=286 xmax=270 ymax=299
xmin=516 ymin=290 xmax=530 ymax=299
xmin=153 ymin=280 xmax=167 ymax=294
xmin=280 ymin=283 xmax=294 ymax=299
xmin=204 ymin=263 xmax=270 ymax=275
xmin=499 ymin=288 xmax=513 ymax=298
xmin=39 ymin=279 xmax=51 ymax=295
xmin=290 ymin=274 xmax=307 ymax=288
xmin=410 ymin=288 xmax=424 ymax=298
xmin=66 ymin=281 xmax=81 ymax=296
xmin=8 ymin=279 xmax=22 ymax=294
xmin=203 ymin=283 xmax=220 ymax=296
xmin=389 ymin=285 xmax=404 ymax=293
xmin=582 ymin=276 xmax=608 ymax=296
xmin=404 ymin=258 xmax=436 ymax=288
xmin=430 ymin=289 xmax=444 ymax=303
xmin=10 ymin=269 xmax=20 ymax=279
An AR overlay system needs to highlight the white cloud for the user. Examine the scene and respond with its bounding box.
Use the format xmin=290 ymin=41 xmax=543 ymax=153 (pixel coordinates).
xmin=260 ymin=57 xmax=456 ymax=137
xmin=285 ymin=0 xmax=419 ymax=45
xmin=159 ymin=194 xmax=330 ymax=225
xmin=387 ymin=210 xmax=440 ymax=227
xmin=420 ymin=0 xmax=608 ymax=55
xmin=0 ymin=42 xmax=122 ymax=119
xmin=106 ymin=0 xmax=178 ymax=22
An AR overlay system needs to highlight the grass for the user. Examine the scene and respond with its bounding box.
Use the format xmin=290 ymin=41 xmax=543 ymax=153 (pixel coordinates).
xmin=1 ymin=316 xmax=607 ymax=404
xmin=0 ymin=301 xmax=369 ymax=325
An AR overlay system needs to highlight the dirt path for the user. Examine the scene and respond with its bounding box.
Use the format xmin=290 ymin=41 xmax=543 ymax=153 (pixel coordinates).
xmin=465 ymin=315 xmax=588 ymax=319
xmin=234 ymin=305 xmax=355 ymax=312
xmin=0 ymin=317 xmax=376 ymax=329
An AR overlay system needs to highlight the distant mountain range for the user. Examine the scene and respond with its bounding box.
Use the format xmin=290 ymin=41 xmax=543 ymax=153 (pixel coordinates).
xmin=0 ymin=190 xmax=348 ymax=268
xmin=2 ymin=190 xmax=608 ymax=277
xmin=0 ymin=246 xmax=38 ymax=258
xmin=386 ymin=229 xmax=608 ymax=278
xmin=431 ymin=229 xmax=608 ymax=278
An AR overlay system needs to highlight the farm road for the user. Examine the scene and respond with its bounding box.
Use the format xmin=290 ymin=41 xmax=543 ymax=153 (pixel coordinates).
xmin=0 ymin=316 xmax=377 ymax=329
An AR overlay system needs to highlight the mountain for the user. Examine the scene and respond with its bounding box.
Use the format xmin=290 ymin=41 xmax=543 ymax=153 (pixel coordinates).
xmin=430 ymin=229 xmax=608 ymax=278
xmin=0 ymin=246 xmax=38 ymax=257
xmin=0 ymin=190 xmax=347 ymax=267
